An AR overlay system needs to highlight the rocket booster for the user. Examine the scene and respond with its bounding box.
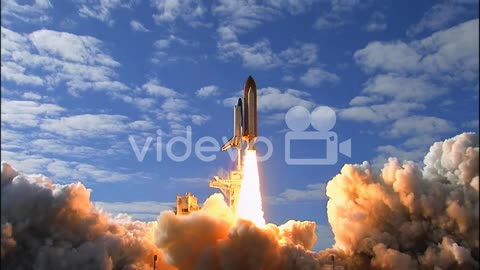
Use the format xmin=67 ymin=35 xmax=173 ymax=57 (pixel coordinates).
xmin=243 ymin=76 xmax=257 ymax=150
xmin=222 ymin=76 xmax=258 ymax=151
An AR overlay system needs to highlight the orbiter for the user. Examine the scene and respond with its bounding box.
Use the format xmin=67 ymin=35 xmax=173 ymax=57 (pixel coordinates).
xmin=222 ymin=76 xmax=258 ymax=151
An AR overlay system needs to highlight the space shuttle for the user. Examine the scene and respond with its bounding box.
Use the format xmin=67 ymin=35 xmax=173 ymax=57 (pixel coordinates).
xmin=222 ymin=76 xmax=258 ymax=152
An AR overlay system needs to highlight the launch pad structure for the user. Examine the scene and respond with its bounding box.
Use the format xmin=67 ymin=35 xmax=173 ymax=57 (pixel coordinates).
xmin=209 ymin=148 xmax=243 ymax=211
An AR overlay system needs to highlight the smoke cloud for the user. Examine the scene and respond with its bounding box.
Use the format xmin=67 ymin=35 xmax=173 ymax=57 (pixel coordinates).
xmin=326 ymin=132 xmax=479 ymax=269
xmin=1 ymin=162 xmax=173 ymax=270
xmin=2 ymin=132 xmax=478 ymax=269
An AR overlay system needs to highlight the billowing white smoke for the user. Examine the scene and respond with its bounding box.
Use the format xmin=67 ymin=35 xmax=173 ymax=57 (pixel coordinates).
xmin=0 ymin=163 xmax=173 ymax=270
xmin=155 ymin=193 xmax=319 ymax=270
xmin=326 ymin=132 xmax=479 ymax=269
xmin=2 ymin=132 xmax=478 ymax=270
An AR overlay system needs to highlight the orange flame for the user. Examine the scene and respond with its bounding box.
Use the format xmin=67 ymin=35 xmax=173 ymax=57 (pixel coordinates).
xmin=236 ymin=150 xmax=266 ymax=227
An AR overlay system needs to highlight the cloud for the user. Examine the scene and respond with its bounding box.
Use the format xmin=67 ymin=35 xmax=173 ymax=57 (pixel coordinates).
xmin=214 ymin=2 xmax=321 ymax=70
xmin=373 ymin=145 xmax=427 ymax=167
xmin=76 ymin=0 xmax=137 ymax=25
xmin=191 ymin=114 xmax=210 ymax=125
xmin=219 ymin=39 xmax=323 ymax=70
xmin=224 ymin=87 xmax=315 ymax=112
xmin=21 ymin=92 xmax=42 ymax=100
xmin=300 ymin=67 xmax=339 ymax=87
xmin=363 ymin=74 xmax=446 ymax=102
xmin=313 ymin=13 xmax=345 ymax=30
xmin=218 ymin=39 xmax=281 ymax=69
xmin=1 ymin=61 xmax=44 ymax=86
xmin=348 ymin=95 xmax=383 ymax=106
xmin=365 ymin=11 xmax=387 ymax=32
xmin=338 ymin=102 xmax=425 ymax=123
xmin=29 ymin=29 xmax=119 ymax=66
xmin=111 ymin=93 xmax=156 ymax=110
xmin=354 ymin=41 xmax=422 ymax=74
xmin=326 ymin=133 xmax=479 ymax=268
xmin=130 ymin=20 xmax=150 ymax=32
xmin=462 ymin=120 xmax=479 ymax=130
xmin=386 ymin=116 xmax=455 ymax=138
xmin=212 ymin=1 xmax=279 ymax=35
xmin=272 ymin=183 xmax=327 ymax=204
xmin=279 ymin=43 xmax=317 ymax=65
xmin=313 ymin=0 xmax=367 ymax=30
xmin=151 ymin=0 xmax=206 ymax=26
xmin=151 ymin=35 xmax=196 ymax=64
xmin=142 ymin=79 xmax=178 ymax=97
xmin=282 ymin=75 xmax=295 ymax=82
xmin=168 ymin=176 xmax=208 ymax=186
xmin=354 ymin=19 xmax=479 ymax=81
xmin=370 ymin=116 xmax=457 ymax=166
xmin=1 ymin=99 xmax=65 ymax=128
xmin=1 ymin=27 xmax=127 ymax=95
xmin=38 ymin=114 xmax=153 ymax=138
xmin=1 ymin=163 xmax=168 ymax=268
xmin=196 ymin=85 xmax=220 ymax=98
xmin=1 ymin=151 xmax=137 ymax=183
xmin=95 ymin=201 xmax=174 ymax=221
xmin=45 ymin=159 xmax=137 ymax=183
xmin=1 ymin=0 xmax=52 ymax=25
xmin=342 ymin=19 xmax=478 ymax=150
xmin=265 ymin=0 xmax=318 ymax=15
xmin=407 ymin=0 xmax=477 ymax=36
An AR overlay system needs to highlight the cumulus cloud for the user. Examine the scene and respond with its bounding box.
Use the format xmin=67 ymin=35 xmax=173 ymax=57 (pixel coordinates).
xmin=1 ymin=0 xmax=52 ymax=25
xmin=1 ymin=99 xmax=65 ymax=128
xmin=362 ymin=74 xmax=446 ymax=102
xmin=386 ymin=116 xmax=455 ymax=138
xmin=1 ymin=27 xmax=128 ymax=95
xmin=354 ymin=19 xmax=479 ymax=81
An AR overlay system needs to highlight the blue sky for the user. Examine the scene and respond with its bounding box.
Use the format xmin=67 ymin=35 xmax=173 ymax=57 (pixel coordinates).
xmin=1 ymin=0 xmax=479 ymax=250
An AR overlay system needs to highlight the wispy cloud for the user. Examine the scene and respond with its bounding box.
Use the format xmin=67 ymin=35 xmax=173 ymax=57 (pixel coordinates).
xmin=75 ymin=0 xmax=137 ymax=25
xmin=95 ymin=201 xmax=174 ymax=221
xmin=196 ymin=85 xmax=220 ymax=98
xmin=300 ymin=67 xmax=339 ymax=87
xmin=365 ymin=11 xmax=387 ymax=32
xmin=130 ymin=20 xmax=150 ymax=32
xmin=407 ymin=0 xmax=477 ymax=36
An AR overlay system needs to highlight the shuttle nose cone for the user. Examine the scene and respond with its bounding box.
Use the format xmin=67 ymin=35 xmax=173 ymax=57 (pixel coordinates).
xmin=245 ymin=76 xmax=256 ymax=88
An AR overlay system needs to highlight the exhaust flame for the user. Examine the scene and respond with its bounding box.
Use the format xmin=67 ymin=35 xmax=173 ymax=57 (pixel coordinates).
xmin=236 ymin=150 xmax=266 ymax=227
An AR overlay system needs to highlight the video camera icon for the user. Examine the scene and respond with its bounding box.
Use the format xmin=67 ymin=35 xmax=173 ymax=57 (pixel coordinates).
xmin=284 ymin=106 xmax=351 ymax=165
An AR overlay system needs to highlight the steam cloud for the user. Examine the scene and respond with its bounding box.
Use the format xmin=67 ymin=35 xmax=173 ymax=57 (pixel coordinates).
xmin=1 ymin=132 xmax=478 ymax=269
